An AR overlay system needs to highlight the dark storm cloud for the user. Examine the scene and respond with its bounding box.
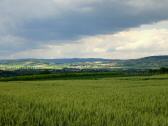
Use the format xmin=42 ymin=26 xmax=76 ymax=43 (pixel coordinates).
xmin=13 ymin=0 xmax=168 ymax=43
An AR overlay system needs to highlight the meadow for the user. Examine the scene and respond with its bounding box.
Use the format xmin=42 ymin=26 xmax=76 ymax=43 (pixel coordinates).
xmin=0 ymin=74 xmax=168 ymax=126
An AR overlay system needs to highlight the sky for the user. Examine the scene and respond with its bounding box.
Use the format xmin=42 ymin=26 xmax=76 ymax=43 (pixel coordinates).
xmin=0 ymin=0 xmax=168 ymax=59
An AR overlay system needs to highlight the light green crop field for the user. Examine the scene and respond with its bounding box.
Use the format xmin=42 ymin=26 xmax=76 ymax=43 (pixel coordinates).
xmin=0 ymin=75 xmax=168 ymax=126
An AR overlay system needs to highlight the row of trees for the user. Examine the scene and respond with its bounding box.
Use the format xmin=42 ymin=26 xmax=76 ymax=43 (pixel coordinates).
xmin=149 ymin=67 xmax=168 ymax=74
xmin=0 ymin=67 xmax=168 ymax=78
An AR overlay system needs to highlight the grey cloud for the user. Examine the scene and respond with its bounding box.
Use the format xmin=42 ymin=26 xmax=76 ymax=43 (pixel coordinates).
xmin=14 ymin=0 xmax=168 ymax=42
xmin=0 ymin=0 xmax=168 ymax=57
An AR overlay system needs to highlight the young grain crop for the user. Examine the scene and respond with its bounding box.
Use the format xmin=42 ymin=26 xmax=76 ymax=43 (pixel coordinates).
xmin=0 ymin=75 xmax=168 ymax=126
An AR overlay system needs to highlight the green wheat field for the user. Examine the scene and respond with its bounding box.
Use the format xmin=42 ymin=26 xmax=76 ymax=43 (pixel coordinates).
xmin=0 ymin=74 xmax=168 ymax=126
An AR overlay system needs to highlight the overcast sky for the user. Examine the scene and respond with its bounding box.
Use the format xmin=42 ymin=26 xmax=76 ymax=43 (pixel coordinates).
xmin=0 ymin=0 xmax=168 ymax=59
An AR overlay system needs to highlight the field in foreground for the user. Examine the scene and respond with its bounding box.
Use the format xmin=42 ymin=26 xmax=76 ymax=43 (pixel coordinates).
xmin=0 ymin=75 xmax=168 ymax=126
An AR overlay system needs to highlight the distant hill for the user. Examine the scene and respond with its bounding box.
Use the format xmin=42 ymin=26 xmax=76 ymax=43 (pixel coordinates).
xmin=0 ymin=55 xmax=167 ymax=70
xmin=0 ymin=58 xmax=111 ymax=65
xmin=118 ymin=55 xmax=168 ymax=69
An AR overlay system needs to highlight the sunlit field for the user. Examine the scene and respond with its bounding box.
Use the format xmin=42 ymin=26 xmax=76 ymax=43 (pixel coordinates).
xmin=0 ymin=74 xmax=168 ymax=126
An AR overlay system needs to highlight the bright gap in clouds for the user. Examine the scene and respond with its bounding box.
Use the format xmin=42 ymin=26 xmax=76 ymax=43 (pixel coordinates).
xmin=10 ymin=20 xmax=168 ymax=59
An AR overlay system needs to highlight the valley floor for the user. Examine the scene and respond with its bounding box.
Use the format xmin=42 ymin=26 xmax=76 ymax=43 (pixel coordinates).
xmin=0 ymin=74 xmax=168 ymax=126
